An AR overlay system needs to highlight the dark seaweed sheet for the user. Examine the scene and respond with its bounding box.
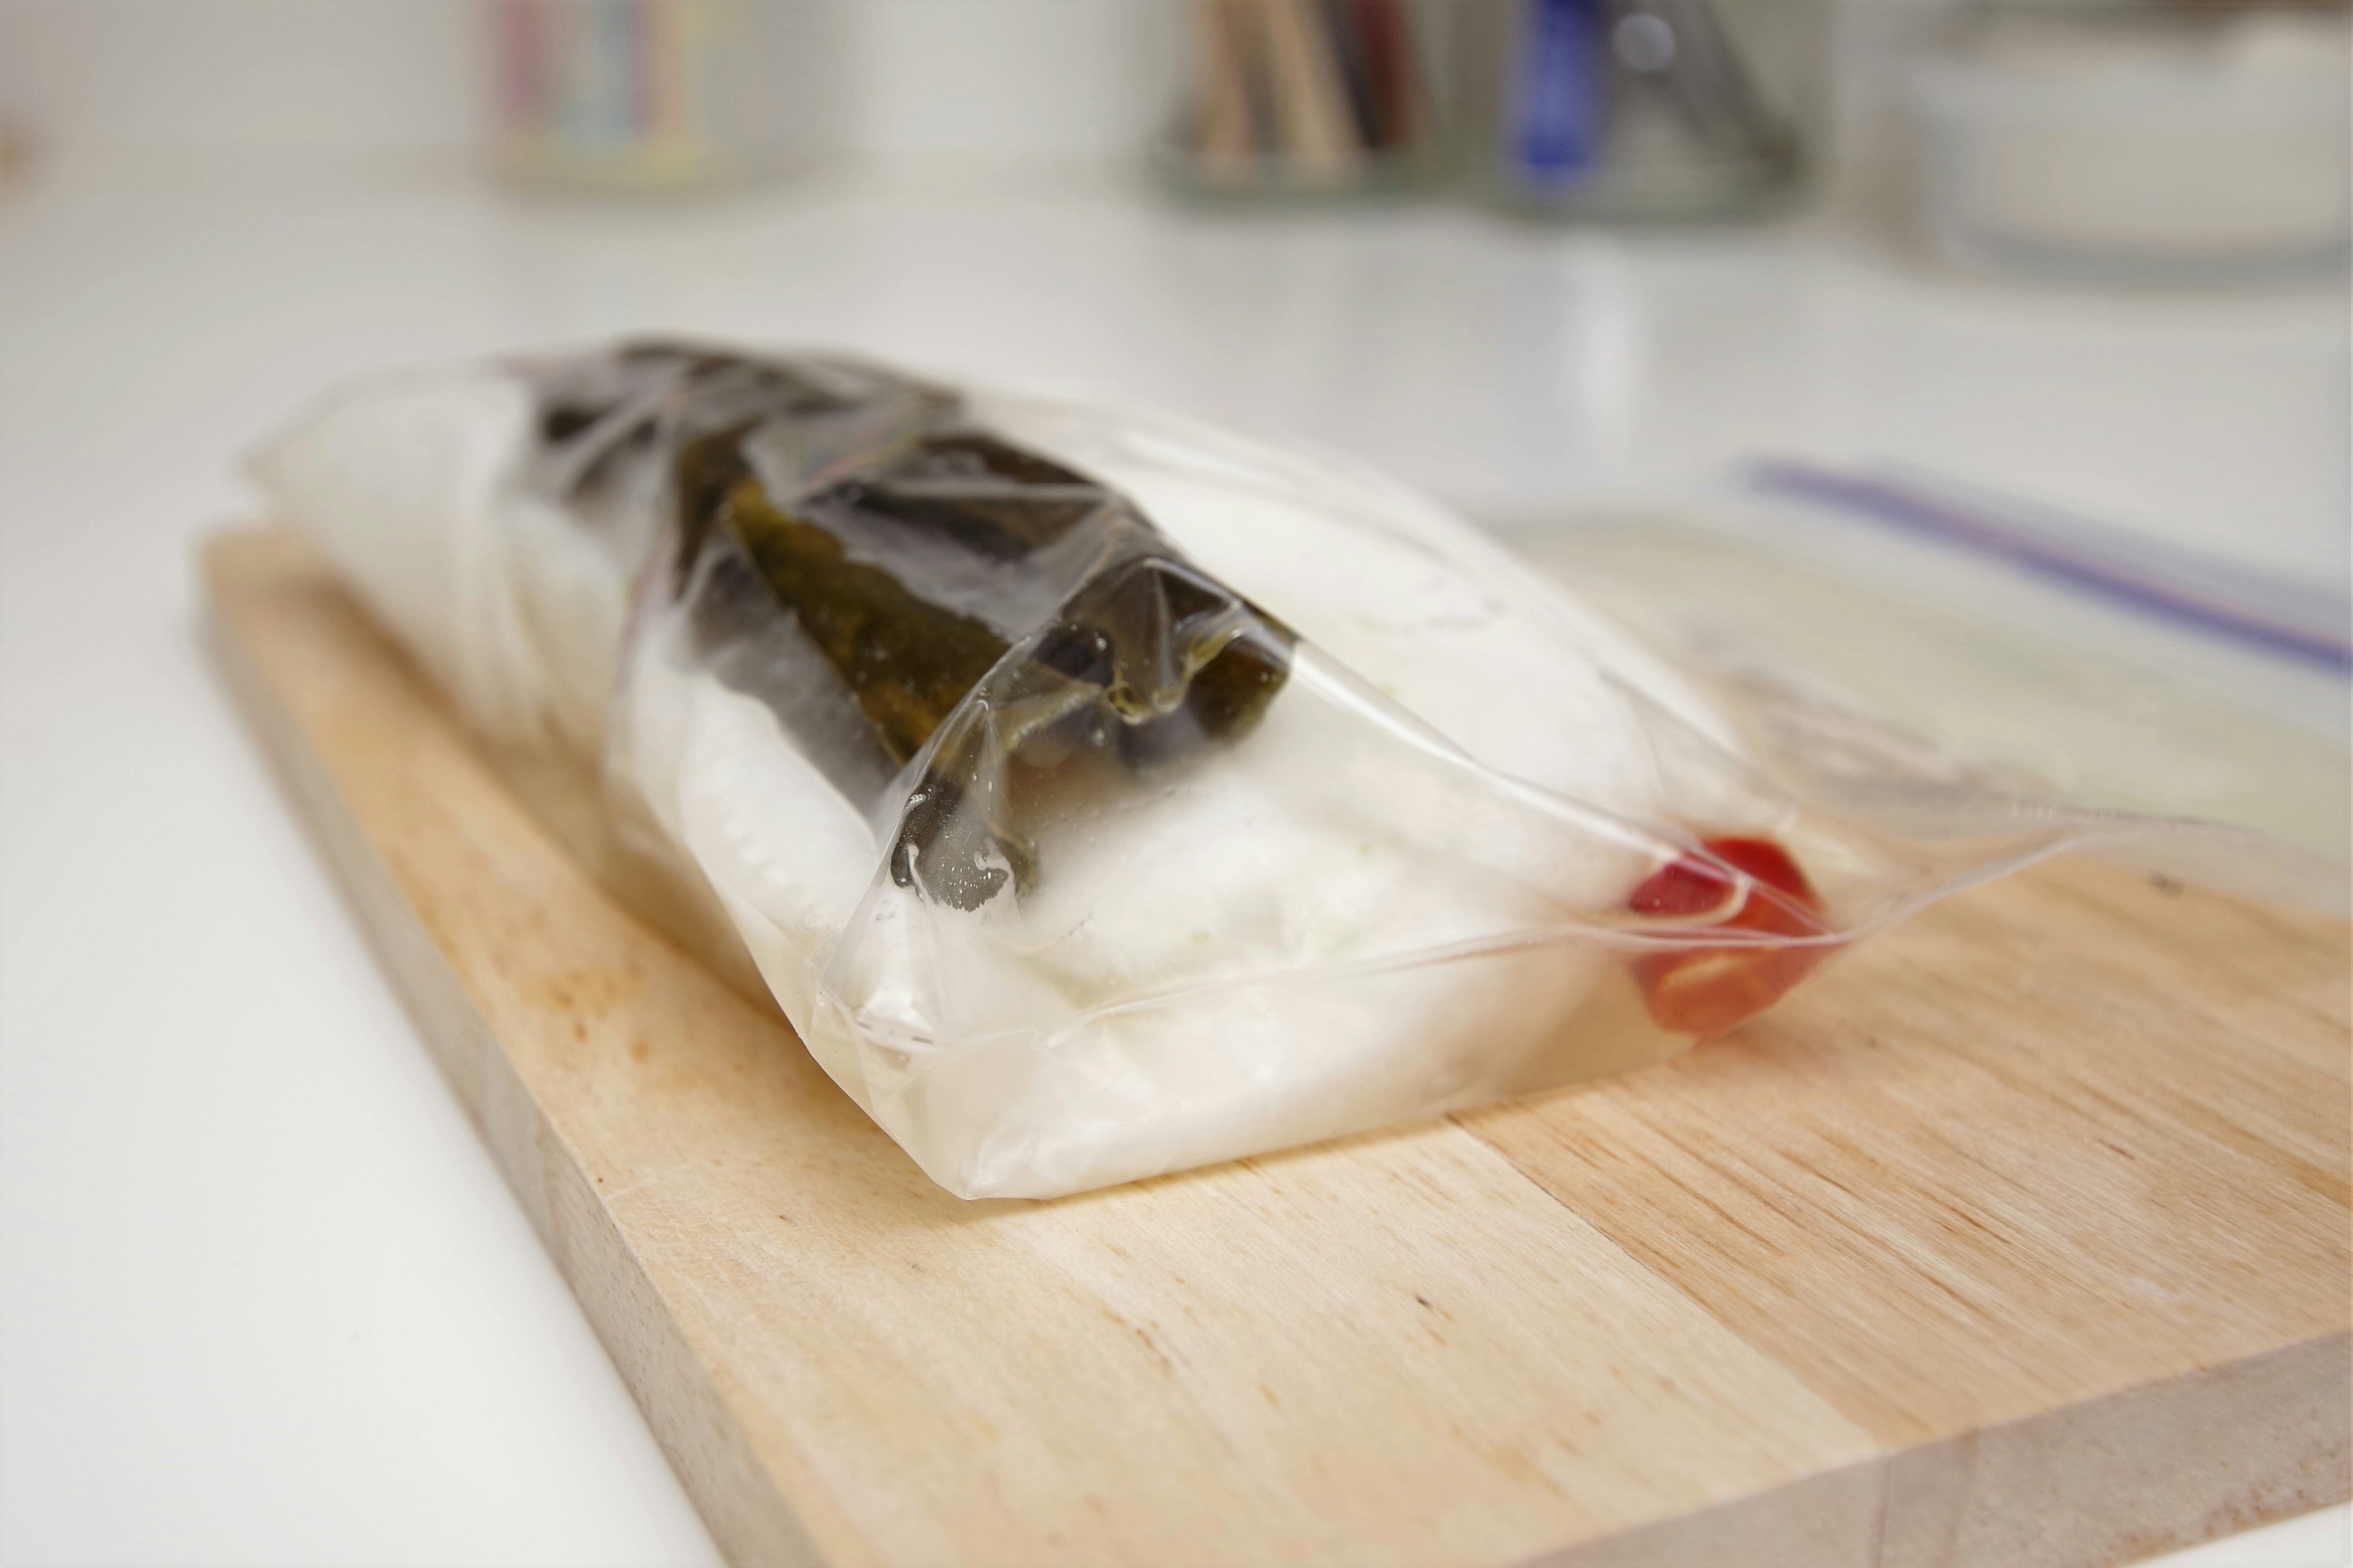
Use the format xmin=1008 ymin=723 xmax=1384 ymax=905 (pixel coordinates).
xmin=521 ymin=341 xmax=1293 ymax=911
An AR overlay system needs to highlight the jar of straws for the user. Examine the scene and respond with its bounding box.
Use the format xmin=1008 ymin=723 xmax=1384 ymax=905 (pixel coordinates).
xmin=1162 ymin=0 xmax=1441 ymax=196
xmin=488 ymin=0 xmax=839 ymax=191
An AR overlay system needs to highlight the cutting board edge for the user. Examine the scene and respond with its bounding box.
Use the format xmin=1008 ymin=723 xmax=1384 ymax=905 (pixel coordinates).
xmin=1521 ymin=1327 xmax=2351 ymax=1568
xmin=1867 ymin=1327 xmax=2351 ymax=1568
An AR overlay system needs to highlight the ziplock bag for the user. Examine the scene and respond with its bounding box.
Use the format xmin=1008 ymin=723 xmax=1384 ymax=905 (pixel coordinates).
xmin=249 ymin=341 xmax=2320 ymax=1199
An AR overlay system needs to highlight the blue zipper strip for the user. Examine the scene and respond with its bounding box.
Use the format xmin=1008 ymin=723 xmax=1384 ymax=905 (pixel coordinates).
xmin=1747 ymin=458 xmax=2353 ymax=675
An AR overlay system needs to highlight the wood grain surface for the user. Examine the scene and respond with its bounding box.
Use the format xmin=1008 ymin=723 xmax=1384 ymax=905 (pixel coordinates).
xmin=206 ymin=528 xmax=2352 ymax=1568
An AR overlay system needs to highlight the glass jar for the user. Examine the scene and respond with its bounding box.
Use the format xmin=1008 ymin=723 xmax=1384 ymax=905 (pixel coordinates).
xmin=1449 ymin=0 xmax=1828 ymax=219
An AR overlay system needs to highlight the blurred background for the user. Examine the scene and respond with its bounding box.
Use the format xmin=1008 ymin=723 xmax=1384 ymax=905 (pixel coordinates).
xmin=0 ymin=3 xmax=2346 ymax=1565
xmin=1 ymin=0 xmax=2343 ymax=842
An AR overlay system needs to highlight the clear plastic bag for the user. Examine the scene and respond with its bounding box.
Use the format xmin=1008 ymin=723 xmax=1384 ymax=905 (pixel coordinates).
xmin=249 ymin=341 xmax=2333 ymax=1199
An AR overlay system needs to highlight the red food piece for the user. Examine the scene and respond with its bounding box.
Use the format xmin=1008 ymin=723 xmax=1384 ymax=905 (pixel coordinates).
xmin=1627 ymin=836 xmax=1838 ymax=1040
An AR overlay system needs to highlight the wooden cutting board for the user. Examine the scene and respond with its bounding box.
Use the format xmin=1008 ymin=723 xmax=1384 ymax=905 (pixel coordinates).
xmin=206 ymin=527 xmax=2351 ymax=1568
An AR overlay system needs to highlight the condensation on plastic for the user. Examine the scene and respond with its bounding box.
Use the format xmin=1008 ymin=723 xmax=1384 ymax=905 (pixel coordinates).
xmin=246 ymin=341 xmax=2337 ymax=1200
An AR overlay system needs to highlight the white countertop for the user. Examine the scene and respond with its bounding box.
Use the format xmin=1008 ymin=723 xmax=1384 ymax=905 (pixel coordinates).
xmin=1 ymin=157 xmax=2344 ymax=1566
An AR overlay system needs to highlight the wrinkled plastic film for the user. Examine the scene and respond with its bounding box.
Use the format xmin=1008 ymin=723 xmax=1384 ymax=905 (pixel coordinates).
xmin=248 ymin=341 xmax=2328 ymax=1200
